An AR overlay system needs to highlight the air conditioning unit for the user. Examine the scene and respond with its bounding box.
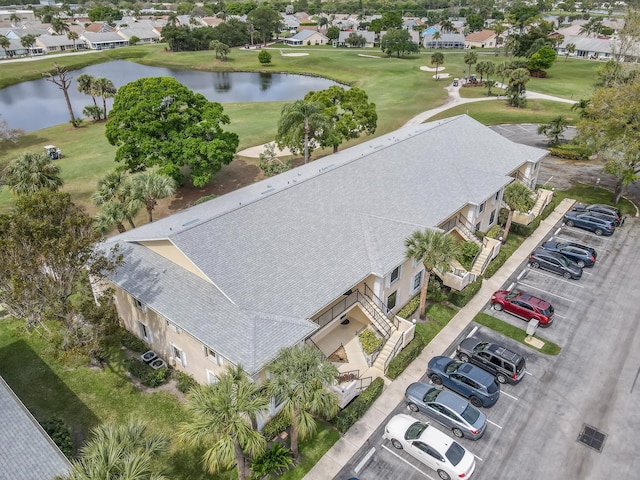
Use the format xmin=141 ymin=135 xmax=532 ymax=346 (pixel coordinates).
xmin=150 ymin=358 xmax=167 ymax=370
xmin=140 ymin=350 xmax=158 ymax=364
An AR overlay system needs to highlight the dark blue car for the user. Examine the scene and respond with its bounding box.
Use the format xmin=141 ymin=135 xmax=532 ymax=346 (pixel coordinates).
xmin=427 ymin=356 xmax=500 ymax=408
xmin=541 ymin=241 xmax=597 ymax=267
xmin=563 ymin=211 xmax=615 ymax=236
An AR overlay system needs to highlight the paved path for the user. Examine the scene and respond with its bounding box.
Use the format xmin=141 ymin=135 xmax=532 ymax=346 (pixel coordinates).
xmin=304 ymin=198 xmax=577 ymax=480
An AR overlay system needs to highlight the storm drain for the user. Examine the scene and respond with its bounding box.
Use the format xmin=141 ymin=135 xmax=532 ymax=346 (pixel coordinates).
xmin=577 ymin=424 xmax=607 ymax=452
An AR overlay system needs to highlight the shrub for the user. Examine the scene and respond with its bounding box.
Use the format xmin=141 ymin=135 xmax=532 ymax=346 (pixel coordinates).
xmin=250 ymin=443 xmax=295 ymax=479
xmin=398 ymin=294 xmax=420 ymax=319
xmin=193 ymin=193 xmax=217 ymax=205
xmin=125 ymin=358 xmax=169 ymax=387
xmin=457 ymin=241 xmax=480 ymax=270
xmin=548 ymin=143 xmax=590 ymax=160
xmin=42 ymin=418 xmax=73 ymax=458
xmin=449 ymin=277 xmax=483 ymax=308
xmin=386 ymin=337 xmax=425 ymax=380
xmin=261 ymin=409 xmax=291 ymax=439
xmin=359 ymin=329 xmax=383 ymax=355
xmin=332 ymin=377 xmax=384 ymax=433
xmin=258 ymin=50 xmax=272 ymax=65
xmin=174 ymin=370 xmax=198 ymax=393
xmin=427 ymin=277 xmax=448 ymax=303
xmin=120 ymin=330 xmax=148 ymax=353
xmin=486 ymin=225 xmax=502 ymax=239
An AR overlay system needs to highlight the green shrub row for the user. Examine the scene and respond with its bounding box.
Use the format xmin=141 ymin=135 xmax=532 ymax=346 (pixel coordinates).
xmin=359 ymin=329 xmax=383 ymax=355
xmin=386 ymin=337 xmax=425 ymax=380
xmin=262 ymin=409 xmax=291 ymax=440
xmin=548 ymin=143 xmax=590 ymax=160
xmin=125 ymin=358 xmax=169 ymax=388
xmin=398 ymin=294 xmax=420 ymax=319
xmin=332 ymin=377 xmax=385 ymax=433
xmin=120 ymin=330 xmax=149 ymax=353
xmin=449 ymin=277 xmax=483 ymax=308
xmin=42 ymin=417 xmax=73 ymax=458
xmin=457 ymin=241 xmax=480 ymax=271
xmin=173 ymin=370 xmax=199 ymax=393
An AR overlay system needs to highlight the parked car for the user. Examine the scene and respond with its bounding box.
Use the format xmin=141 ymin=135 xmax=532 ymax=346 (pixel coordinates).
xmin=491 ymin=290 xmax=554 ymax=326
xmin=427 ymin=356 xmax=500 ymax=408
xmin=456 ymin=338 xmax=526 ymax=384
xmin=541 ymin=240 xmax=597 ymax=267
xmin=564 ymin=211 xmax=616 ymax=236
xmin=405 ymin=382 xmax=487 ymax=440
xmin=383 ymin=414 xmax=476 ymax=480
xmin=574 ymin=203 xmax=624 ymax=225
xmin=528 ymin=249 xmax=583 ymax=279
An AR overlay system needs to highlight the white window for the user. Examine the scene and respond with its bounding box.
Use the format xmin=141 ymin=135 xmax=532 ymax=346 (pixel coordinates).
xmin=389 ymin=265 xmax=401 ymax=285
xmin=386 ymin=291 xmax=398 ymax=312
xmin=495 ymin=191 xmax=500 ymax=202
xmin=172 ymin=344 xmax=187 ymax=367
xmin=203 ymin=346 xmax=223 ymax=365
xmin=479 ymin=202 xmax=486 ymax=213
xmin=137 ymin=321 xmax=151 ymax=343
xmin=413 ymin=271 xmax=423 ymax=292
xmin=133 ymin=297 xmax=146 ymax=312
xmin=489 ymin=209 xmax=496 ymax=225
xmin=207 ymin=370 xmax=219 ymax=384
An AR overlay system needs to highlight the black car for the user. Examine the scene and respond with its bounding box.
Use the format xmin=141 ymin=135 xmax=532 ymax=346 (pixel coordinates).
xmin=529 ymin=249 xmax=583 ymax=279
xmin=573 ymin=203 xmax=624 ymax=226
xmin=563 ymin=211 xmax=616 ymax=236
xmin=541 ymin=240 xmax=597 ymax=267
xmin=456 ymin=338 xmax=526 ymax=385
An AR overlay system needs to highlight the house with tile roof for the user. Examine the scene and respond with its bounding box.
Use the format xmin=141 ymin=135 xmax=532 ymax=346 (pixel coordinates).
xmin=0 ymin=376 xmax=70 ymax=479
xmin=98 ymin=115 xmax=546 ymax=414
xmin=283 ymin=29 xmax=328 ymax=46
xmin=465 ymin=29 xmax=499 ymax=49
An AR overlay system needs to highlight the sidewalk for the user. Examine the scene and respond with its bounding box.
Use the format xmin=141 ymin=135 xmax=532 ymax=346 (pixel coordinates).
xmin=304 ymin=197 xmax=576 ymax=480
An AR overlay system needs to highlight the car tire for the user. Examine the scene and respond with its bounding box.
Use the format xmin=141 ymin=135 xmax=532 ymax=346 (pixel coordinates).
xmin=430 ymin=374 xmax=443 ymax=385
xmin=437 ymin=469 xmax=451 ymax=480
xmin=595 ymin=228 xmax=603 ymax=236
xmin=459 ymin=353 xmax=470 ymax=362
xmin=530 ymin=261 xmax=540 ymax=269
xmin=577 ymin=260 xmax=586 ymax=268
xmin=452 ymin=427 xmax=464 ymax=438
xmin=566 ymin=220 xmax=575 ymax=227
xmin=469 ymin=396 xmax=483 ymax=408
xmin=496 ymin=373 xmax=508 ymax=384
xmin=492 ymin=302 xmax=503 ymax=311
xmin=391 ymin=438 xmax=403 ymax=450
xmin=408 ymin=403 xmax=419 ymax=413
xmin=563 ymin=271 xmax=572 ymax=279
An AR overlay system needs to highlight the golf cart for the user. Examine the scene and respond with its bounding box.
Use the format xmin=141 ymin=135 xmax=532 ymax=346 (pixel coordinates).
xmin=44 ymin=145 xmax=62 ymax=160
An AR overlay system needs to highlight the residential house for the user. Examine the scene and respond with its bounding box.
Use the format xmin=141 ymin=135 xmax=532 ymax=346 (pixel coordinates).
xmin=0 ymin=376 xmax=71 ymax=479
xmin=36 ymin=34 xmax=87 ymax=53
xmin=117 ymin=25 xmax=161 ymax=44
xmin=335 ymin=30 xmax=376 ymax=48
xmin=281 ymin=14 xmax=300 ymax=34
xmin=81 ymin=31 xmax=129 ymax=49
xmin=557 ymin=35 xmax=613 ymax=59
xmin=423 ymin=32 xmax=465 ymax=49
xmin=98 ymin=115 xmax=547 ymax=417
xmin=283 ymin=29 xmax=328 ymax=46
xmin=0 ymin=9 xmax=36 ymax=23
xmin=465 ymin=29 xmax=499 ymax=49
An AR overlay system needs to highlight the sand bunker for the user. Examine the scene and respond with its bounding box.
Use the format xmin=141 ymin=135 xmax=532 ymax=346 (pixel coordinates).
xmin=420 ymin=65 xmax=446 ymax=72
xmin=433 ymin=73 xmax=451 ymax=79
xmin=358 ymin=54 xmax=382 ymax=58
xmin=280 ymin=50 xmax=310 ymax=57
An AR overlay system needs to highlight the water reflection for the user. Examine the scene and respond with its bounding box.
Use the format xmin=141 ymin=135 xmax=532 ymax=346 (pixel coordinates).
xmin=0 ymin=60 xmax=341 ymax=132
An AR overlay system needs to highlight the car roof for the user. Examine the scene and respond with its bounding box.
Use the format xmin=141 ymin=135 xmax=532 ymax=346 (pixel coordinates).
xmin=517 ymin=292 xmax=551 ymax=308
xmin=458 ymin=362 xmax=495 ymax=385
xmin=436 ymin=389 xmax=471 ymax=414
xmin=386 ymin=414 xmax=458 ymax=447
xmin=486 ymin=343 xmax=523 ymax=363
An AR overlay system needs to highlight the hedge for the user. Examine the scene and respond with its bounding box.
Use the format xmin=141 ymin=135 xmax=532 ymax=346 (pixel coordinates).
xmin=449 ymin=277 xmax=483 ymax=308
xmin=398 ymin=294 xmax=420 ymax=319
xmin=173 ymin=370 xmax=199 ymax=393
xmin=42 ymin=418 xmax=73 ymax=458
xmin=548 ymin=143 xmax=590 ymax=160
xmin=125 ymin=358 xmax=169 ymax=388
xmin=120 ymin=330 xmax=149 ymax=353
xmin=332 ymin=377 xmax=385 ymax=433
xmin=386 ymin=337 xmax=425 ymax=380
xmin=262 ymin=409 xmax=291 ymax=440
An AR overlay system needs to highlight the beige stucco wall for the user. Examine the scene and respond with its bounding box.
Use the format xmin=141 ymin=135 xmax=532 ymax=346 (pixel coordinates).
xmin=138 ymin=239 xmax=209 ymax=281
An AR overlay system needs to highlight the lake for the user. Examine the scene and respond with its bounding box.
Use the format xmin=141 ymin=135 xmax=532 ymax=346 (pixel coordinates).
xmin=0 ymin=60 xmax=341 ymax=132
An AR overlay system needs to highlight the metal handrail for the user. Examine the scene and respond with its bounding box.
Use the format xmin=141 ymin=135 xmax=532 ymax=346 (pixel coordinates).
xmin=383 ymin=335 xmax=404 ymax=373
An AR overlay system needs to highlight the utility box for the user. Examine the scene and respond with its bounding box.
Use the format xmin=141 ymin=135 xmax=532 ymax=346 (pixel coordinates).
xmin=526 ymin=319 xmax=539 ymax=336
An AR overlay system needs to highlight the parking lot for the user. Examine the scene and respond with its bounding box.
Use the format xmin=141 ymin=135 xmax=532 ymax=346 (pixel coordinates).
xmin=337 ymin=217 xmax=640 ymax=479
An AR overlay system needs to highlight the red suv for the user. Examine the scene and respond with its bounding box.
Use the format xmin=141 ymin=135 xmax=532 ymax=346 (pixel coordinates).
xmin=491 ymin=290 xmax=555 ymax=326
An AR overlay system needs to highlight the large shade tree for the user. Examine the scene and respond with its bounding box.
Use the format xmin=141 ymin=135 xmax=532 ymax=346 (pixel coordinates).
xmin=276 ymin=100 xmax=329 ymax=164
xmin=2 ymin=151 xmax=63 ymax=195
xmin=178 ymin=365 xmax=268 ymax=480
xmin=502 ymin=181 xmax=536 ymax=241
xmin=246 ymin=5 xmax=281 ymax=45
xmin=304 ymin=86 xmax=377 ymax=153
xmin=266 ymin=345 xmax=339 ymax=461
xmin=405 ymin=229 xmax=460 ymax=320
xmin=105 ymin=77 xmax=239 ymax=186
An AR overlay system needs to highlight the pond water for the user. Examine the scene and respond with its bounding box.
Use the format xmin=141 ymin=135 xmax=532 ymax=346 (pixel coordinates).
xmin=0 ymin=60 xmax=341 ymax=132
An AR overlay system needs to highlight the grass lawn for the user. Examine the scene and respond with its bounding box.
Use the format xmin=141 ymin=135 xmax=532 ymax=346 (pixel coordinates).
xmin=279 ymin=421 xmax=341 ymax=480
xmin=415 ymin=303 xmax=458 ymax=344
xmin=549 ymin=182 xmax=636 ymax=215
xmin=473 ymin=312 xmax=561 ymax=355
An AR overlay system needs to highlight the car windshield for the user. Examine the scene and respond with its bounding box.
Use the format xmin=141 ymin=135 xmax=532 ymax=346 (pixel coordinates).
xmin=516 ymin=359 xmax=526 ymax=374
xmin=540 ymin=304 xmax=554 ymax=316
xmin=424 ymin=388 xmax=440 ymax=403
xmin=405 ymin=422 xmax=428 ymax=440
xmin=444 ymin=361 xmax=463 ymax=374
xmin=445 ymin=442 xmax=466 ymax=466
xmin=460 ymin=404 xmax=480 ymax=424
xmin=556 ymin=255 xmax=569 ymax=267
xmin=487 ymin=382 xmax=499 ymax=394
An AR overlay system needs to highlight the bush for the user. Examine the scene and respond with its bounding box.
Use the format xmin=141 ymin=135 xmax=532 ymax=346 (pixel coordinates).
xmin=359 ymin=329 xmax=383 ymax=355
xmin=42 ymin=418 xmax=73 ymax=458
xmin=332 ymin=377 xmax=384 ymax=433
xmin=125 ymin=358 xmax=169 ymax=387
xmin=427 ymin=277 xmax=448 ymax=303
xmin=457 ymin=241 xmax=480 ymax=270
xmin=449 ymin=277 xmax=483 ymax=308
xmin=258 ymin=50 xmax=272 ymax=65
xmin=398 ymin=294 xmax=420 ymax=319
xmin=250 ymin=443 xmax=295 ymax=479
xmin=548 ymin=143 xmax=590 ymax=160
xmin=486 ymin=225 xmax=502 ymax=239
xmin=193 ymin=193 xmax=217 ymax=205
xmin=173 ymin=370 xmax=198 ymax=393
xmin=386 ymin=337 xmax=425 ymax=380
xmin=262 ymin=409 xmax=291 ymax=439
xmin=120 ymin=330 xmax=148 ymax=353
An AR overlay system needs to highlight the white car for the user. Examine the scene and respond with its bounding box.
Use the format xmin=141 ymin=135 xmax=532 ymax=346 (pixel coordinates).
xmin=383 ymin=414 xmax=476 ymax=480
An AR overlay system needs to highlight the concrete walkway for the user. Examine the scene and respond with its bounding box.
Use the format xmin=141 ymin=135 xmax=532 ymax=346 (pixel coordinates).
xmin=304 ymin=198 xmax=577 ymax=480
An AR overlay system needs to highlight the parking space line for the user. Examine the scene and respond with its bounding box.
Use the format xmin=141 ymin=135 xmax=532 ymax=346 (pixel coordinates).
xmin=381 ymin=445 xmax=434 ymax=479
xmin=468 ymin=326 xmax=478 ymax=338
xmin=562 ymin=227 xmax=614 ymax=243
xmin=553 ymin=313 xmax=567 ymax=319
xmin=552 ymin=234 xmax=612 ymax=253
xmin=517 ymin=270 xmax=526 ymax=280
xmin=517 ymin=282 xmax=577 ymax=301
xmin=354 ymin=447 xmax=376 ymax=474
xmin=525 ymin=371 xmax=533 ymax=376
xmin=487 ymin=419 xmax=503 ymax=429
xmin=525 ymin=268 xmax=585 ymax=287
xmin=501 ymin=391 xmax=518 ymax=401
xmin=508 ymin=282 xmax=515 ymax=291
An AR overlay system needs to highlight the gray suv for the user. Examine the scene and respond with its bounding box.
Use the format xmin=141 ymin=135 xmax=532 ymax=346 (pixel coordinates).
xmin=456 ymin=338 xmax=526 ymax=385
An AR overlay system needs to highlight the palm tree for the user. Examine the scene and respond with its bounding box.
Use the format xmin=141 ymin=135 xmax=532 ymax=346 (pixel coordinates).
xmin=276 ymin=100 xmax=328 ymax=164
xmin=405 ymin=229 xmax=460 ymax=320
xmin=504 ymin=35 xmax=519 ymax=59
xmin=571 ymin=98 xmax=592 ymax=118
xmin=432 ymin=30 xmax=441 ymax=49
xmin=94 ymin=201 xmax=129 ymax=234
xmin=43 ymin=63 xmax=77 ymax=127
xmin=502 ymin=181 xmax=535 ymax=242
xmin=60 ymin=419 xmax=170 ymax=480
xmin=266 ymin=345 xmax=339 ymax=461
xmin=491 ymin=22 xmax=505 ymax=55
xmin=537 ymin=116 xmax=569 ymax=145
xmin=129 ymin=169 xmax=176 ymax=223
xmin=92 ymin=170 xmax=141 ymax=230
xmin=463 ymin=50 xmax=478 ymax=77
xmin=506 ymin=68 xmax=530 ymax=108
xmin=77 ymin=74 xmax=99 ymax=111
xmin=565 ymin=42 xmax=576 ymax=61
xmin=495 ymin=61 xmax=512 ymax=95
xmin=0 ymin=35 xmax=10 ymax=58
xmin=440 ymin=19 xmax=455 ymax=33
xmin=93 ymin=77 xmax=117 ymax=119
xmin=51 ymin=17 xmax=70 ymax=35
xmin=431 ymin=52 xmax=445 ymax=79
xmin=3 ymin=152 xmax=64 ymax=195
xmin=20 ymin=34 xmax=38 ymax=56
xmin=67 ymin=30 xmax=79 ymax=51
xmin=9 ymin=12 xmax=21 ymax=26
xmin=178 ymin=365 xmax=268 ymax=480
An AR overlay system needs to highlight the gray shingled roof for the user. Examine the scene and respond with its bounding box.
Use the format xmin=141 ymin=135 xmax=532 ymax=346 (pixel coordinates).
xmin=0 ymin=377 xmax=70 ymax=480
xmin=104 ymin=115 xmax=547 ymax=373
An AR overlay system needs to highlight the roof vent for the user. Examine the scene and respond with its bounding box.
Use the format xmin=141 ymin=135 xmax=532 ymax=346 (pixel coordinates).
xmin=182 ymin=218 xmax=201 ymax=227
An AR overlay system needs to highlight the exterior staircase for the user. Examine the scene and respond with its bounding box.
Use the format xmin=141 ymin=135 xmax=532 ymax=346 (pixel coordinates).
xmin=531 ymin=189 xmax=553 ymax=217
xmin=470 ymin=245 xmax=492 ymax=275
xmin=372 ymin=329 xmax=403 ymax=373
